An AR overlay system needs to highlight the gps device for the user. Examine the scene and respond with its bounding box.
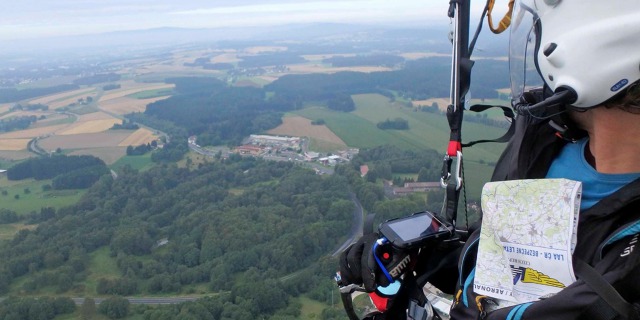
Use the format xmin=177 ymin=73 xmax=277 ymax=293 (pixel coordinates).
xmin=378 ymin=211 xmax=452 ymax=249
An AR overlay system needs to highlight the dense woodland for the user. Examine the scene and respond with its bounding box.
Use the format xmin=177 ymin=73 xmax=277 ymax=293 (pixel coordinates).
xmin=6 ymin=155 xmax=109 ymax=190
xmin=0 ymin=115 xmax=38 ymax=132
xmin=376 ymin=118 xmax=409 ymax=130
xmin=0 ymin=158 xmax=359 ymax=318
xmin=0 ymin=145 xmax=441 ymax=318
xmin=0 ymin=84 xmax=80 ymax=103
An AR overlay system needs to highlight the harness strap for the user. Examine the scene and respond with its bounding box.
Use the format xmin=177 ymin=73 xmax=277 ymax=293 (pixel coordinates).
xmin=574 ymin=259 xmax=637 ymax=320
xmin=340 ymin=290 xmax=362 ymax=320
xmin=487 ymin=0 xmax=515 ymax=34
xmin=462 ymin=104 xmax=516 ymax=148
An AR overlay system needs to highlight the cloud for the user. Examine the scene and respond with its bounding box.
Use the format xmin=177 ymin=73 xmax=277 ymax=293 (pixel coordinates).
xmin=0 ymin=0 xmax=496 ymax=40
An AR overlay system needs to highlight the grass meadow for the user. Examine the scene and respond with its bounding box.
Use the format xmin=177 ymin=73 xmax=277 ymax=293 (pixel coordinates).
xmin=127 ymin=88 xmax=174 ymax=99
xmin=0 ymin=176 xmax=86 ymax=215
xmin=111 ymin=153 xmax=155 ymax=171
xmin=295 ymin=94 xmax=507 ymax=199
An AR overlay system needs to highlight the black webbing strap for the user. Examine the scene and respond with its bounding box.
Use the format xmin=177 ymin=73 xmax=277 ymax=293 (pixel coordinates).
xmin=364 ymin=213 xmax=376 ymax=235
xmin=574 ymin=259 xmax=636 ymax=320
xmin=340 ymin=290 xmax=361 ymax=320
xmin=462 ymin=104 xmax=515 ymax=148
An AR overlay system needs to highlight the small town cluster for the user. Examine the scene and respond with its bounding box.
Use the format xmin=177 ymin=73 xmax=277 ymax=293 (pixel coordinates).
xmin=189 ymin=134 xmax=358 ymax=167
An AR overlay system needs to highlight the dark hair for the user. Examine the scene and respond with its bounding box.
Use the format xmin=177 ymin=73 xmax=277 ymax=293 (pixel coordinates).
xmin=607 ymin=81 xmax=640 ymax=114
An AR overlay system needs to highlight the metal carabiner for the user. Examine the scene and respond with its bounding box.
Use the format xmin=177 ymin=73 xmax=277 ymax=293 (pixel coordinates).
xmin=440 ymin=151 xmax=463 ymax=190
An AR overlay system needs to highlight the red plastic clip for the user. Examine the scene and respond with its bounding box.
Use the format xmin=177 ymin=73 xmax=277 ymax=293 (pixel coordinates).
xmin=447 ymin=141 xmax=462 ymax=157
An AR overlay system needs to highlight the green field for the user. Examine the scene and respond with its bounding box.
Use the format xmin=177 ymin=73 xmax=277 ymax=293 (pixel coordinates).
xmin=29 ymin=115 xmax=76 ymax=128
xmin=111 ymin=153 xmax=154 ymax=171
xmin=127 ymin=88 xmax=174 ymax=99
xmin=85 ymin=247 xmax=122 ymax=295
xmin=0 ymin=176 xmax=86 ymax=215
xmin=299 ymin=296 xmax=332 ymax=319
xmin=295 ymin=94 xmax=507 ymax=199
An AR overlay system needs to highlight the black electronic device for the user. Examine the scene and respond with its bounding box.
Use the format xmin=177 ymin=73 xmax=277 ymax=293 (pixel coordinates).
xmin=379 ymin=211 xmax=453 ymax=250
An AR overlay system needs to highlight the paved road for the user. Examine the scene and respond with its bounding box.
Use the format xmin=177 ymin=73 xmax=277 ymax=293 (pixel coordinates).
xmin=71 ymin=297 xmax=200 ymax=305
xmin=332 ymin=192 xmax=364 ymax=256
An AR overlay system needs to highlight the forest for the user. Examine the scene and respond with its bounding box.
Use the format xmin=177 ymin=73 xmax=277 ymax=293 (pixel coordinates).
xmin=0 ymin=158 xmax=359 ymax=318
xmin=376 ymin=118 xmax=409 ymax=130
xmin=0 ymin=84 xmax=79 ymax=103
xmin=6 ymin=155 xmax=109 ymax=190
xmin=0 ymin=115 xmax=38 ymax=132
xmin=0 ymin=143 xmax=444 ymax=318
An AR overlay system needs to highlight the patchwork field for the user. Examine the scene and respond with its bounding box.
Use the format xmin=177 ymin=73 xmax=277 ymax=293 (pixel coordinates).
xmin=39 ymin=131 xmax=133 ymax=150
xmin=412 ymin=98 xmax=451 ymax=111
xmin=99 ymin=96 xmax=169 ymax=114
xmin=300 ymin=54 xmax=357 ymax=61
xmin=68 ymin=147 xmax=127 ymax=165
xmin=0 ymin=139 xmax=30 ymax=151
xmin=267 ymin=116 xmax=347 ymax=151
xmin=57 ymin=118 xmax=120 ymax=135
xmin=288 ymin=65 xmax=391 ymax=74
xmin=0 ymin=110 xmax=48 ymax=120
xmin=0 ymin=124 xmax=69 ymax=139
xmin=244 ymin=46 xmax=287 ymax=54
xmin=99 ymin=82 xmax=175 ymax=102
xmin=0 ymin=104 xmax=11 ymax=114
xmin=295 ymin=93 xmax=508 ymax=199
xmin=211 ymin=53 xmax=241 ymax=63
xmin=48 ymin=91 xmax=98 ymax=110
xmin=0 ymin=150 xmax=32 ymax=161
xmin=27 ymin=88 xmax=96 ymax=106
xmin=118 ymin=128 xmax=158 ymax=146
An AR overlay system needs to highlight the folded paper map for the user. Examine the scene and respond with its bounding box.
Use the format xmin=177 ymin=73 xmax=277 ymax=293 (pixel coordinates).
xmin=474 ymin=179 xmax=582 ymax=304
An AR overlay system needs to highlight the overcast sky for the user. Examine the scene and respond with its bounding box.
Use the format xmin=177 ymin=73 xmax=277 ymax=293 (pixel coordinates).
xmin=1 ymin=0 xmax=493 ymax=41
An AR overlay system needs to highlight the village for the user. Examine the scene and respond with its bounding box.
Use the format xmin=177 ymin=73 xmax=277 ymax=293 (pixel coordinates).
xmin=188 ymin=134 xmax=358 ymax=171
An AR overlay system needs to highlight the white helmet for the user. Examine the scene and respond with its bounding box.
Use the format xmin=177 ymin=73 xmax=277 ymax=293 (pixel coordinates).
xmin=509 ymin=0 xmax=640 ymax=110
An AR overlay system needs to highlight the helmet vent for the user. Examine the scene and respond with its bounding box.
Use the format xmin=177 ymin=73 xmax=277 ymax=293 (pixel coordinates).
xmin=543 ymin=43 xmax=558 ymax=57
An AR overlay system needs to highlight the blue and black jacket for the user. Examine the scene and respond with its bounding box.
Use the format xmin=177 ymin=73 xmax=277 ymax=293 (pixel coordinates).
xmin=448 ymin=115 xmax=640 ymax=320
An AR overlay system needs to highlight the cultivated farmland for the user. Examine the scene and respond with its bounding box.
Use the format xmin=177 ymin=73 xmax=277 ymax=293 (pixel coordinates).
xmin=68 ymin=147 xmax=127 ymax=165
xmin=0 ymin=124 xmax=69 ymax=139
xmin=0 ymin=139 xmax=30 ymax=151
xmin=267 ymin=116 xmax=347 ymax=152
xmin=99 ymin=96 xmax=170 ymax=115
xmin=27 ymin=88 xmax=96 ymax=107
xmin=118 ymin=128 xmax=158 ymax=146
xmin=98 ymin=82 xmax=174 ymax=102
xmin=39 ymin=131 xmax=133 ymax=150
xmin=295 ymin=94 xmax=508 ymax=199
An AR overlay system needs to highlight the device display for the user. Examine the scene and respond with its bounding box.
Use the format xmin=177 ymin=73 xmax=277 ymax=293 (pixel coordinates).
xmin=379 ymin=211 xmax=452 ymax=249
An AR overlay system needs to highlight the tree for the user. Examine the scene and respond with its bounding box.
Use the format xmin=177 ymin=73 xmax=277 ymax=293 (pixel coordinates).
xmin=98 ymin=297 xmax=129 ymax=319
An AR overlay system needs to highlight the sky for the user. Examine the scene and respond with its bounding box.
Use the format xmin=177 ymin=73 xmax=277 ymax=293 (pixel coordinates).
xmin=0 ymin=0 xmax=492 ymax=41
